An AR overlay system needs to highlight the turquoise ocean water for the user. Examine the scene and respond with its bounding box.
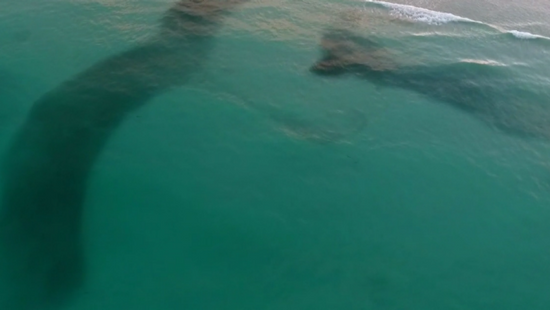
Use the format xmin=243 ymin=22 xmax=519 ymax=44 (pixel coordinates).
xmin=1 ymin=0 xmax=550 ymax=309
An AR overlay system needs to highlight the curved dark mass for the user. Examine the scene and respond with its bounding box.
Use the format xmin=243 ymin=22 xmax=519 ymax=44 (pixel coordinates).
xmin=311 ymin=28 xmax=550 ymax=139
xmin=0 ymin=1 xmax=245 ymax=309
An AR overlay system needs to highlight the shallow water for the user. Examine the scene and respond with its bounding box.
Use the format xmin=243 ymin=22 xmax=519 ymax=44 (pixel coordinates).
xmin=1 ymin=0 xmax=550 ymax=309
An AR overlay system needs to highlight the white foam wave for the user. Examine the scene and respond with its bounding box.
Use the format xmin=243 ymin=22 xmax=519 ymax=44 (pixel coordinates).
xmin=365 ymin=0 xmax=476 ymax=25
xmin=459 ymin=59 xmax=506 ymax=66
xmin=363 ymin=1 xmax=550 ymax=41
xmin=508 ymin=30 xmax=545 ymax=39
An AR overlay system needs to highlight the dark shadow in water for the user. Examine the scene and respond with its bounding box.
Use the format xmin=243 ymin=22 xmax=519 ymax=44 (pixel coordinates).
xmin=310 ymin=29 xmax=550 ymax=139
xmin=0 ymin=1 xmax=245 ymax=309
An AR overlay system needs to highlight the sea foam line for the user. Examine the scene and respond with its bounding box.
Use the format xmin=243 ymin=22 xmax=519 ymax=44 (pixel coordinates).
xmin=507 ymin=30 xmax=546 ymax=40
xmin=364 ymin=0 xmax=476 ymax=25
xmin=364 ymin=0 xmax=549 ymax=40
